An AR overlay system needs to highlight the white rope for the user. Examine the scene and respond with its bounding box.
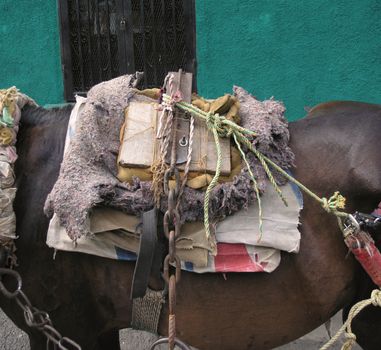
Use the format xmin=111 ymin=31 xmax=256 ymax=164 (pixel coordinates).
xmin=320 ymin=289 xmax=381 ymax=350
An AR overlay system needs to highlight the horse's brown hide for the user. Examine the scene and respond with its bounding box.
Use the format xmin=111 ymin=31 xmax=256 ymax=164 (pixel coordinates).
xmin=1 ymin=101 xmax=381 ymax=349
xmin=307 ymin=100 xmax=381 ymax=120
xmin=307 ymin=101 xmax=381 ymax=350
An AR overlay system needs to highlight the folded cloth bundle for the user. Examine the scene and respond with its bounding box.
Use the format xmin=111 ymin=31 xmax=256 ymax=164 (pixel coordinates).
xmin=47 ymin=178 xmax=302 ymax=273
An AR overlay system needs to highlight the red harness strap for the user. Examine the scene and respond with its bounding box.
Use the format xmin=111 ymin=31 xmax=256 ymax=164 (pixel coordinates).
xmin=351 ymin=243 xmax=381 ymax=287
xmin=345 ymin=229 xmax=381 ymax=288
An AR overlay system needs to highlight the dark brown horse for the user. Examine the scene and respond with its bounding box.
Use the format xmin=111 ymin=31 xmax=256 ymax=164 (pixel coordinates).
xmin=1 ymin=100 xmax=381 ymax=350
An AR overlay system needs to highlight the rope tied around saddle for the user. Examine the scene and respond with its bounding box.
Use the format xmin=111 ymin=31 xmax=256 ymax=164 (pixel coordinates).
xmin=161 ymin=92 xmax=350 ymax=242
xmin=151 ymin=74 xmax=187 ymax=205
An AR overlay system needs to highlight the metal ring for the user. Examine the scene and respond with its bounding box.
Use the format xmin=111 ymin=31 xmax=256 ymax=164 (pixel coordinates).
xmin=59 ymin=337 xmax=82 ymax=350
xmin=15 ymin=290 xmax=33 ymax=312
xmin=0 ymin=268 xmax=22 ymax=299
xmin=163 ymin=169 xmax=171 ymax=196
xmin=163 ymin=255 xmax=181 ymax=284
xmin=168 ymin=188 xmax=176 ymax=213
xmin=150 ymin=337 xmax=192 ymax=350
xmin=164 ymin=168 xmax=180 ymax=196
xmin=163 ymin=210 xmax=180 ymax=240
xmin=172 ymin=210 xmax=181 ymax=239
xmin=43 ymin=324 xmax=63 ymax=344
xmin=25 ymin=309 xmax=51 ymax=329
xmin=173 ymin=168 xmax=180 ymax=195
xmin=168 ymin=231 xmax=176 ymax=262
xmin=163 ymin=211 xmax=171 ymax=239
xmin=163 ymin=255 xmax=171 ymax=283
xmin=179 ymin=135 xmax=188 ymax=147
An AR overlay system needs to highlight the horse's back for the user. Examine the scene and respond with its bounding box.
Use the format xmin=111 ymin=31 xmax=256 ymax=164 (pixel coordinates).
xmin=307 ymin=100 xmax=381 ymax=119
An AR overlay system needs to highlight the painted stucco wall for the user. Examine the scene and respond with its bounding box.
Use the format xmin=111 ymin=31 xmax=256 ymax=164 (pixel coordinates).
xmin=196 ymin=0 xmax=381 ymax=120
xmin=0 ymin=0 xmax=63 ymax=106
xmin=1 ymin=1 xmax=380 ymax=119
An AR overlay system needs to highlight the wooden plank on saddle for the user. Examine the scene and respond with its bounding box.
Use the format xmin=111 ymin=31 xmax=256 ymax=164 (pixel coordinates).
xmin=168 ymin=70 xmax=193 ymax=103
xmin=167 ymin=70 xmax=231 ymax=175
xmin=189 ymin=118 xmax=231 ymax=176
xmin=119 ymin=70 xmax=231 ymax=176
xmin=118 ymin=102 xmax=159 ymax=168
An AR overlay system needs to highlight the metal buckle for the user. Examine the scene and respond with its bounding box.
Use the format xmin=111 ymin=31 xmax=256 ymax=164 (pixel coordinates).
xmin=342 ymin=214 xmax=361 ymax=237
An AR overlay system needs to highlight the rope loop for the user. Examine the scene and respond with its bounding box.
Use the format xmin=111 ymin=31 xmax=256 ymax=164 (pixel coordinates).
xmin=226 ymin=127 xmax=234 ymax=137
xmin=320 ymin=288 xmax=381 ymax=350
xmin=206 ymin=112 xmax=233 ymax=138
xmin=162 ymin=93 xmax=351 ymax=248
xmin=213 ymin=113 xmax=223 ymax=133
xmin=341 ymin=332 xmax=356 ymax=350
xmin=205 ymin=111 xmax=214 ymax=130
xmin=371 ymin=289 xmax=381 ymax=307
xmin=322 ymin=191 xmax=346 ymax=213
xmin=322 ymin=197 xmax=330 ymax=212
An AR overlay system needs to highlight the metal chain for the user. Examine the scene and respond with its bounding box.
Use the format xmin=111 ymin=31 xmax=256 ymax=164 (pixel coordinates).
xmin=150 ymin=170 xmax=191 ymax=350
xmin=151 ymin=71 xmax=192 ymax=350
xmin=0 ymin=268 xmax=81 ymax=350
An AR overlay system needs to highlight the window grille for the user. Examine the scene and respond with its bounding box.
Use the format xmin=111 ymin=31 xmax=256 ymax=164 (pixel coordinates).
xmin=58 ymin=0 xmax=196 ymax=101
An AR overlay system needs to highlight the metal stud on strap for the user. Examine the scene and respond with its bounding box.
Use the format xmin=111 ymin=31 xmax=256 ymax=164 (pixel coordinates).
xmin=342 ymin=214 xmax=361 ymax=238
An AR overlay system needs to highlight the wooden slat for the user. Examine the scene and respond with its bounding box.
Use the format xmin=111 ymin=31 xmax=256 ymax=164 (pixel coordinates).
xmin=118 ymin=102 xmax=158 ymax=168
xmin=168 ymin=70 xmax=192 ymax=103
xmin=167 ymin=70 xmax=231 ymax=175
xmin=182 ymin=116 xmax=231 ymax=176
xmin=119 ymin=71 xmax=231 ymax=176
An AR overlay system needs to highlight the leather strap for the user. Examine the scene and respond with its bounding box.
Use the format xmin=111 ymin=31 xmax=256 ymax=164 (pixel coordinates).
xmin=131 ymin=208 xmax=158 ymax=299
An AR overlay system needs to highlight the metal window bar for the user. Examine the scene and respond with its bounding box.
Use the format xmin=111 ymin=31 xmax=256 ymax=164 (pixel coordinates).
xmin=74 ymin=0 xmax=85 ymax=91
xmin=59 ymin=0 xmax=196 ymax=100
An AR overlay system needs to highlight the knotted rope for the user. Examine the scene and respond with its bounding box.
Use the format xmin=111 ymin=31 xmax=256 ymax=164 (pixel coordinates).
xmin=320 ymin=289 xmax=381 ymax=350
xmin=162 ymin=94 xmax=349 ymax=241
xmin=151 ymin=74 xmax=183 ymax=205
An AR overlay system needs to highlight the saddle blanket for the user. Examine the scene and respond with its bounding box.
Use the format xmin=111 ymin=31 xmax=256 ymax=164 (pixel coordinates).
xmin=46 ymin=95 xmax=303 ymax=273
xmin=47 ymin=180 xmax=302 ymax=273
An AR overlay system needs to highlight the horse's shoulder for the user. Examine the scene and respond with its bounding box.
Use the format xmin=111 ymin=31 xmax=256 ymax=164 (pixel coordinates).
xmin=306 ymin=100 xmax=381 ymax=119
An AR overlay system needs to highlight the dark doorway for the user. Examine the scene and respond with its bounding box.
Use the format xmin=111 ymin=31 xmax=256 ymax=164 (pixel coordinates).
xmin=58 ymin=0 xmax=196 ymax=101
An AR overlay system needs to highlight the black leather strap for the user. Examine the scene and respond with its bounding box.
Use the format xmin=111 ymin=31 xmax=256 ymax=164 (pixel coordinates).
xmin=131 ymin=208 xmax=158 ymax=299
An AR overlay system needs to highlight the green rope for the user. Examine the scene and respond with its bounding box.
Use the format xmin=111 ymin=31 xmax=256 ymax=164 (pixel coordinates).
xmin=163 ymin=93 xmax=349 ymax=239
xmin=236 ymin=132 xmax=288 ymax=207
xmin=203 ymin=119 xmax=222 ymax=241
xmin=233 ymin=133 xmax=264 ymax=240
xmin=1 ymin=107 xmax=14 ymax=127
xmin=251 ymin=151 xmax=348 ymax=218
xmin=162 ymin=94 xmax=256 ymax=137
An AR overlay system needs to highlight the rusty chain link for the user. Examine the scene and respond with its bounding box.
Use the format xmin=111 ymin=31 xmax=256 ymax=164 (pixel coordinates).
xmin=151 ymin=166 xmax=191 ymax=350
xmin=150 ymin=72 xmax=191 ymax=350
xmin=0 ymin=268 xmax=81 ymax=350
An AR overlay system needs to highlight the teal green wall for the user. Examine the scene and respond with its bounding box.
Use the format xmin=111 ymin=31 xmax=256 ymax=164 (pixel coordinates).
xmin=0 ymin=0 xmax=64 ymax=106
xmin=196 ymin=0 xmax=381 ymax=120
xmin=1 ymin=1 xmax=380 ymax=119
